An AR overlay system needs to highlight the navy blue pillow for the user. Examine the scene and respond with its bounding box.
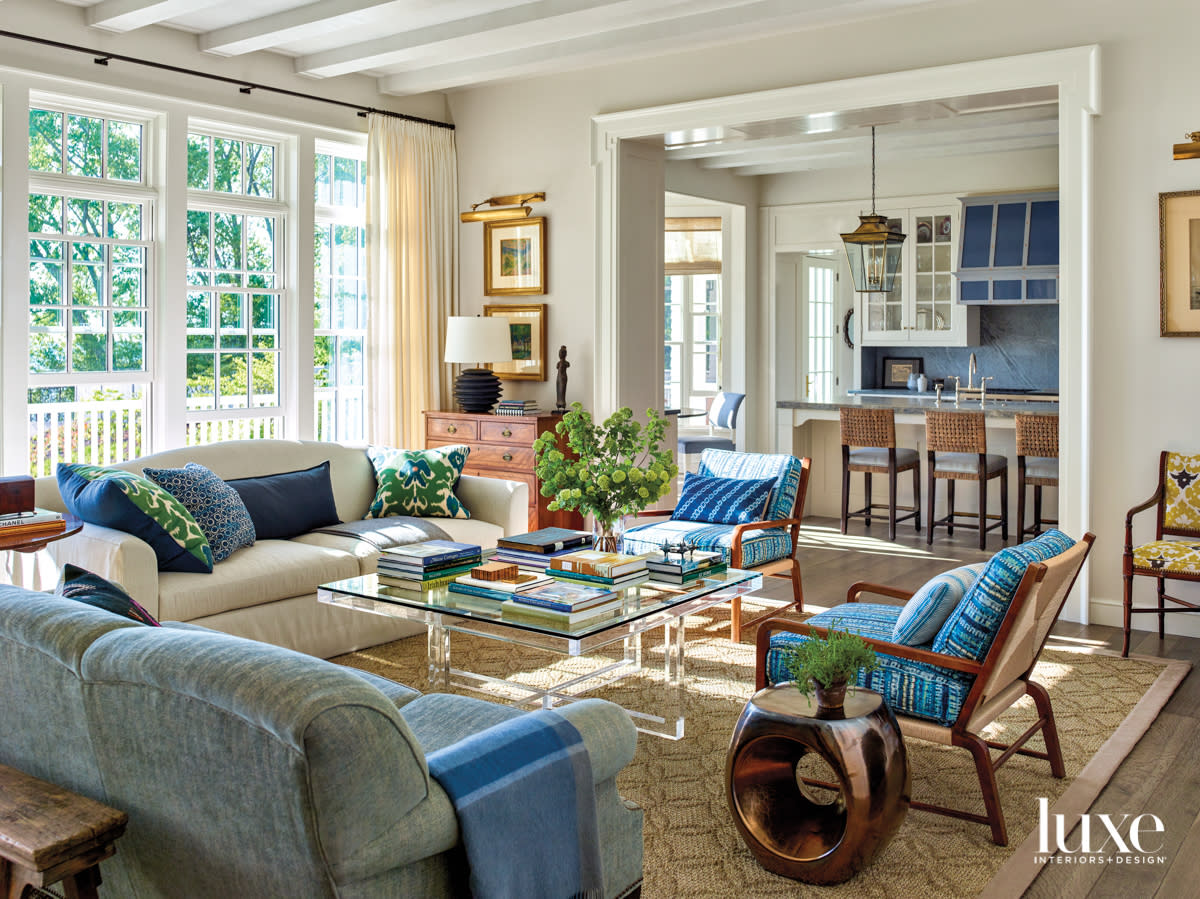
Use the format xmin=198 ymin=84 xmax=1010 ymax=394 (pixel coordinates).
xmin=225 ymin=461 xmax=341 ymax=540
xmin=56 ymin=564 xmax=161 ymax=626
xmin=670 ymin=473 xmax=776 ymax=525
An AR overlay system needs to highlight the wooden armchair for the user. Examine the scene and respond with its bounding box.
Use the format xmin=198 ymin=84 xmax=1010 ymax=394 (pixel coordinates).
xmin=624 ymin=451 xmax=811 ymax=642
xmin=1122 ymin=451 xmax=1200 ymax=657
xmin=755 ymin=532 xmax=1094 ymax=845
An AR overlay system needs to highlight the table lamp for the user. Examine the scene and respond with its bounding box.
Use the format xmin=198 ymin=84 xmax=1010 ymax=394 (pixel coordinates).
xmin=444 ymin=315 xmax=513 ymax=413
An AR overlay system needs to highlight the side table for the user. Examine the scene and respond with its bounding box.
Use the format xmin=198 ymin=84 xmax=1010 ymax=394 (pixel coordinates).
xmin=726 ymin=685 xmax=909 ymax=884
xmin=0 ymin=516 xmax=83 ymax=554
xmin=0 ymin=762 xmax=128 ymax=898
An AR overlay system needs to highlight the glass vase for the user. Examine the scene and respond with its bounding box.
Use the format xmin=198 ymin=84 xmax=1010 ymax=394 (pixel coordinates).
xmin=592 ymin=516 xmax=624 ymax=553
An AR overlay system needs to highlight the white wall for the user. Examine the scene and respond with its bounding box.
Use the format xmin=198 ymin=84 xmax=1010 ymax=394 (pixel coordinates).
xmin=447 ymin=0 xmax=1200 ymax=637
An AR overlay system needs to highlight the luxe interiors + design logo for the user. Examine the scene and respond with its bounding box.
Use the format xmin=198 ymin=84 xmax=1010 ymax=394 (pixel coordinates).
xmin=1033 ymin=798 xmax=1167 ymax=866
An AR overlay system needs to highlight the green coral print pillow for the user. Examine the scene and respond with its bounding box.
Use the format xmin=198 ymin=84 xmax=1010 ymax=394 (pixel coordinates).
xmin=367 ymin=445 xmax=471 ymax=519
xmin=56 ymin=463 xmax=215 ymax=573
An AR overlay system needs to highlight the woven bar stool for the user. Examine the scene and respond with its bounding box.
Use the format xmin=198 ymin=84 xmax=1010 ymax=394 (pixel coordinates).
xmin=1015 ymin=413 xmax=1059 ymax=540
xmin=925 ymin=409 xmax=1009 ymax=550
xmin=840 ymin=408 xmax=921 ymax=541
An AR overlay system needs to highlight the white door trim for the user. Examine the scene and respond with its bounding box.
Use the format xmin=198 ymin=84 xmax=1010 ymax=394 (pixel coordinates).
xmin=592 ymin=45 xmax=1100 ymax=623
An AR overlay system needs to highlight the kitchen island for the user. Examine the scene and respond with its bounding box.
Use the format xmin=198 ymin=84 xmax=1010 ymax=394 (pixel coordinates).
xmin=777 ymin=392 xmax=1059 ymax=531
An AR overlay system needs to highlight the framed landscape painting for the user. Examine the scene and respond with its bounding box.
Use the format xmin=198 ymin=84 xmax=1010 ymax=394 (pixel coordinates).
xmin=483 ymin=303 xmax=547 ymax=380
xmin=484 ymin=217 xmax=546 ymax=296
xmin=1159 ymin=189 xmax=1200 ymax=336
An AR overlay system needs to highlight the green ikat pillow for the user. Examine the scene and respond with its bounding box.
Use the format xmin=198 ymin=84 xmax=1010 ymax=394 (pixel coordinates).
xmin=56 ymin=463 xmax=215 ymax=573
xmin=367 ymin=445 xmax=471 ymax=519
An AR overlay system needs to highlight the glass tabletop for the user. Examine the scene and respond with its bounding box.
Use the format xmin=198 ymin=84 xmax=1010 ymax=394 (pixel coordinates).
xmin=320 ymin=568 xmax=762 ymax=640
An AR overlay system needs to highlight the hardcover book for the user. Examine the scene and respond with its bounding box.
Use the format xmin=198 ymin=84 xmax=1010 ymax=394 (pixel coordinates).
xmin=549 ymin=550 xmax=648 ymax=579
xmin=496 ymin=528 xmax=592 ymax=554
xmin=645 ymin=551 xmax=724 ymax=574
xmin=500 ymin=597 xmax=623 ymax=626
xmin=381 ymin=540 xmax=481 ymax=567
xmin=454 ymin=573 xmax=554 ymax=594
xmin=510 ymin=580 xmax=617 ymax=612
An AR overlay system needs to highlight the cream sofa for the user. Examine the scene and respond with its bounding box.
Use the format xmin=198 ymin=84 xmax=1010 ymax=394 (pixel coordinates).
xmin=30 ymin=439 xmax=529 ymax=658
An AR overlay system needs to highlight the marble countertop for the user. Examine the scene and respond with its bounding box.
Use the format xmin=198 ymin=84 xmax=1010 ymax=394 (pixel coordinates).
xmin=777 ymin=392 xmax=1059 ymax=419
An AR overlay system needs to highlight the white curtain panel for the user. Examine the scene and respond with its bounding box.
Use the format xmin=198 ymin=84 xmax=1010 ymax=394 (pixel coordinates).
xmin=366 ymin=115 xmax=458 ymax=448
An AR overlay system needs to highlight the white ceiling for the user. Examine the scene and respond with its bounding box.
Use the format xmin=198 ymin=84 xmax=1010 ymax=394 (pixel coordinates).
xmin=53 ymin=0 xmax=949 ymax=96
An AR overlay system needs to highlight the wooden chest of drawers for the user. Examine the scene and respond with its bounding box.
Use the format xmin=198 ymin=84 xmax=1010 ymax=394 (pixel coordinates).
xmin=424 ymin=411 xmax=584 ymax=533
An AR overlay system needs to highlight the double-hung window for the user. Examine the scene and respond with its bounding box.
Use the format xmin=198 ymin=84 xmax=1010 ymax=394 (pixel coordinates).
xmin=313 ymin=144 xmax=367 ymax=443
xmin=664 ymin=217 xmax=722 ymax=412
xmin=184 ymin=129 xmax=285 ymax=445
xmin=26 ymin=102 xmax=153 ymax=474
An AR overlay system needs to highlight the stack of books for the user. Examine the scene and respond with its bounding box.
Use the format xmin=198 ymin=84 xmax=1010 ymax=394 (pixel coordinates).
xmin=376 ymin=540 xmax=482 ymax=590
xmin=493 ymin=527 xmax=592 ymax=569
xmin=0 ymin=508 xmax=66 ymax=540
xmin=548 ymin=549 xmax=650 ymax=588
xmin=645 ymin=550 xmax=727 ymax=584
xmin=500 ymin=580 xmax=624 ymax=626
xmin=494 ymin=400 xmax=539 ymax=417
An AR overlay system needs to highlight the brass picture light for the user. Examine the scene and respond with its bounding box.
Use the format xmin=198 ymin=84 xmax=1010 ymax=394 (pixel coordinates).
xmin=1173 ymin=132 xmax=1200 ymax=160
xmin=460 ymin=192 xmax=546 ymax=222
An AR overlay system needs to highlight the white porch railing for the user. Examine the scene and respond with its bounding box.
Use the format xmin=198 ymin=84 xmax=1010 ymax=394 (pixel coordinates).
xmin=28 ymin=399 xmax=146 ymax=477
xmin=185 ymin=415 xmax=282 ymax=446
xmin=314 ymin=388 xmax=364 ymax=443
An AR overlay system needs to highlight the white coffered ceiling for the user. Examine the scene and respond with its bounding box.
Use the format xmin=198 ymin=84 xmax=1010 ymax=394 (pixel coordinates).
xmin=52 ymin=0 xmax=950 ymax=96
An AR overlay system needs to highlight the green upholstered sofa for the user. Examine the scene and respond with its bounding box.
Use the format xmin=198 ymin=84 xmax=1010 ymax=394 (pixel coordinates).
xmin=0 ymin=585 xmax=644 ymax=898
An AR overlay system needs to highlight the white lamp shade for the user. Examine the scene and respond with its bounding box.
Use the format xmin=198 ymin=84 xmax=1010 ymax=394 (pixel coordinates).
xmin=444 ymin=316 xmax=514 ymax=365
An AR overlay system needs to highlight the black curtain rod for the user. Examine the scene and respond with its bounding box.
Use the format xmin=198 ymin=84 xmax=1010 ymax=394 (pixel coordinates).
xmin=0 ymin=29 xmax=455 ymax=131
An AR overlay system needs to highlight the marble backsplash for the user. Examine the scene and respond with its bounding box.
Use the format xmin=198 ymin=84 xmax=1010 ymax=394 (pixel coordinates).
xmin=861 ymin=305 xmax=1059 ymax=390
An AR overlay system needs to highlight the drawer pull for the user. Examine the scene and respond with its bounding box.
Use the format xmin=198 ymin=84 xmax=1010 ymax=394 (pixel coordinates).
xmin=502 ymin=428 xmax=512 ymax=437
xmin=446 ymin=424 xmax=457 ymax=434
xmin=502 ymin=452 xmax=513 ymax=462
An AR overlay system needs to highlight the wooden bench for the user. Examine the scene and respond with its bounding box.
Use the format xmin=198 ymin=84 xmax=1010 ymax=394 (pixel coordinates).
xmin=0 ymin=763 xmax=127 ymax=899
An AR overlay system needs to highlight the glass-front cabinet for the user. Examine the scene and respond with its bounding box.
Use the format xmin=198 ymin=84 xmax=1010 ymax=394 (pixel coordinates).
xmin=859 ymin=205 xmax=978 ymax=346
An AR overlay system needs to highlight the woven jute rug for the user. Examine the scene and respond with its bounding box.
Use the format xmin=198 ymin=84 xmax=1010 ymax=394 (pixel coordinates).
xmin=334 ymin=600 xmax=1189 ymax=898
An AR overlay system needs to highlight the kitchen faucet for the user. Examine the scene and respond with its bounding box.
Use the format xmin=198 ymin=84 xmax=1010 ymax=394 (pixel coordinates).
xmin=967 ymin=352 xmax=978 ymax=389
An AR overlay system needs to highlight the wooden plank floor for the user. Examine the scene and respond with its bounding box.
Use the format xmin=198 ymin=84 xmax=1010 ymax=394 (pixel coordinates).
xmin=766 ymin=517 xmax=1198 ymax=898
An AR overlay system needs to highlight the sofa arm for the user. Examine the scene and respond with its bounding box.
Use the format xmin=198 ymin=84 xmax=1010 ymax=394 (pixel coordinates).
xmin=455 ymin=474 xmax=529 ymax=536
xmin=46 ymin=524 xmax=160 ymax=619
xmin=553 ymin=699 xmax=638 ymax=785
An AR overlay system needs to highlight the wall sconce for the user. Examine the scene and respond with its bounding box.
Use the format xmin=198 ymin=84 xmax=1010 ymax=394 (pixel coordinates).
xmin=1174 ymin=132 xmax=1200 ymax=160
xmin=460 ymin=192 xmax=546 ymax=222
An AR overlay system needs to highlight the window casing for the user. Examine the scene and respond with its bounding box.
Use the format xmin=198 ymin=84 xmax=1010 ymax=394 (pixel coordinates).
xmin=664 ymin=217 xmax=723 ymax=412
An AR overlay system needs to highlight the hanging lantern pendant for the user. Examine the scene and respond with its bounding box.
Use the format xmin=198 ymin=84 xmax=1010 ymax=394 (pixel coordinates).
xmin=841 ymin=126 xmax=906 ymax=293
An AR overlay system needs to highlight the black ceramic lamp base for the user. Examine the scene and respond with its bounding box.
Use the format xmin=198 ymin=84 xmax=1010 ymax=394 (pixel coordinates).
xmin=454 ymin=368 xmax=503 ymax=413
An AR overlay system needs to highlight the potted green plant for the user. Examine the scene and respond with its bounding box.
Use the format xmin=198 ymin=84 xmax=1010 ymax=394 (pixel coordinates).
xmin=534 ymin=402 xmax=678 ymax=552
xmin=783 ymin=625 xmax=880 ymax=711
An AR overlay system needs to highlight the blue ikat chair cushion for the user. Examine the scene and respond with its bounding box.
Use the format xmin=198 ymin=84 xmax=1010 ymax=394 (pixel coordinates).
xmin=671 ymin=472 xmax=775 ymax=525
xmin=698 ymin=449 xmax=806 ymax=522
xmin=891 ymin=563 xmax=986 ymax=646
xmin=143 ymin=463 xmax=256 ymax=564
xmin=622 ymin=519 xmax=790 ymax=568
xmin=932 ymin=529 xmax=1076 ymax=662
xmin=763 ymin=604 xmax=975 ymax=726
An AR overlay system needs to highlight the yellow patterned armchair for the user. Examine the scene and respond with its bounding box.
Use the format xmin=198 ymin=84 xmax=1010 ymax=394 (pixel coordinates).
xmin=1122 ymin=451 xmax=1200 ymax=656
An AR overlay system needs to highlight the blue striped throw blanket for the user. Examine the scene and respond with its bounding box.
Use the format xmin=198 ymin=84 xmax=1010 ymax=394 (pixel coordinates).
xmin=427 ymin=709 xmax=603 ymax=899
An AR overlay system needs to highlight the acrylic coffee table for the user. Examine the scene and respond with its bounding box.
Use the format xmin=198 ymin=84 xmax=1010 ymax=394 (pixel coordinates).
xmin=319 ymin=568 xmax=763 ymax=739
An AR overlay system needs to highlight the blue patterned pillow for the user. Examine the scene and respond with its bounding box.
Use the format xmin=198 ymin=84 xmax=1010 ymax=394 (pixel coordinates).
xmin=892 ymin=563 xmax=986 ymax=646
xmin=143 ymin=463 xmax=256 ymax=563
xmin=932 ymin=530 xmax=1076 ymax=662
xmin=671 ymin=473 xmax=775 ymax=525
xmin=56 ymin=564 xmax=160 ymax=626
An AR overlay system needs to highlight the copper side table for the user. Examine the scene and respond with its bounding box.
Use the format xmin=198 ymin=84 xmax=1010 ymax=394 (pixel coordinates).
xmin=726 ymin=685 xmax=910 ymax=884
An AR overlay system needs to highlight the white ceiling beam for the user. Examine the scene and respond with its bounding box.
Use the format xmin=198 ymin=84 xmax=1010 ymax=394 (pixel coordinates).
xmin=374 ymin=0 xmax=910 ymax=94
xmin=200 ymin=0 xmax=405 ymax=56
xmin=295 ymin=0 xmax=767 ymax=79
xmin=676 ymin=113 xmax=1058 ymax=168
xmin=86 ymin=0 xmax=225 ymax=32
xmin=728 ymin=134 xmax=1059 ymax=176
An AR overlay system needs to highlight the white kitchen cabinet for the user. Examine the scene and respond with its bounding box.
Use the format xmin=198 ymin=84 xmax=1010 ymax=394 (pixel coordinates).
xmin=859 ymin=205 xmax=979 ymax=346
